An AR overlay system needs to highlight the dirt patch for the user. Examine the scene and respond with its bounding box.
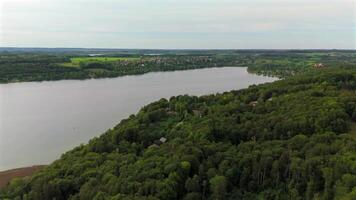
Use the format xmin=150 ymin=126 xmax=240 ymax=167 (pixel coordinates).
xmin=0 ymin=165 xmax=46 ymax=188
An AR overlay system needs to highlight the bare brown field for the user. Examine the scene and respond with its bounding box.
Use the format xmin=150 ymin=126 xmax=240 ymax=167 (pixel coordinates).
xmin=0 ymin=165 xmax=46 ymax=188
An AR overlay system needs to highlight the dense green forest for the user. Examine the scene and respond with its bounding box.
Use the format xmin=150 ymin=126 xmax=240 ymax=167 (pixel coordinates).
xmin=1 ymin=67 xmax=356 ymax=199
xmin=1 ymin=49 xmax=355 ymax=83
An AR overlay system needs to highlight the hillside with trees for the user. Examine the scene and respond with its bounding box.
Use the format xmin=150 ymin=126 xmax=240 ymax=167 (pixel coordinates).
xmin=1 ymin=67 xmax=356 ymax=200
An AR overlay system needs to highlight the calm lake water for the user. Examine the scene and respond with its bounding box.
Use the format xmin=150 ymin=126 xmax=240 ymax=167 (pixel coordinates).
xmin=0 ymin=67 xmax=278 ymax=170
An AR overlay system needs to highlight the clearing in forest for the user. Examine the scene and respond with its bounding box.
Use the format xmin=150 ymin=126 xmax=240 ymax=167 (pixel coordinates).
xmin=62 ymin=57 xmax=140 ymax=67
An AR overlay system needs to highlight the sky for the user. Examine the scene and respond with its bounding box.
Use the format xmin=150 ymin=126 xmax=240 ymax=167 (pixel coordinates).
xmin=0 ymin=0 xmax=355 ymax=49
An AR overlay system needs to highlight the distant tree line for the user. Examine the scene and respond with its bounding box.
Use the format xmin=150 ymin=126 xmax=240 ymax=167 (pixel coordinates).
xmin=1 ymin=50 xmax=356 ymax=83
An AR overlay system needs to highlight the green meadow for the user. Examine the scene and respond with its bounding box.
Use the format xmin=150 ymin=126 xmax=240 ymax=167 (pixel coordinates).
xmin=62 ymin=57 xmax=140 ymax=67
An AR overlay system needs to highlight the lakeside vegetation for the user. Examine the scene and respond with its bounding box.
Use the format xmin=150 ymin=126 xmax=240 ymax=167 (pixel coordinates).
xmin=1 ymin=67 xmax=356 ymax=199
xmin=1 ymin=49 xmax=355 ymax=83
xmin=247 ymin=51 xmax=356 ymax=78
xmin=0 ymin=52 xmax=241 ymax=83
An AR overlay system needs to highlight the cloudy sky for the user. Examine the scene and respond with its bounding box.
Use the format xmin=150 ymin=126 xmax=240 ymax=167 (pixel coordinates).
xmin=0 ymin=0 xmax=355 ymax=49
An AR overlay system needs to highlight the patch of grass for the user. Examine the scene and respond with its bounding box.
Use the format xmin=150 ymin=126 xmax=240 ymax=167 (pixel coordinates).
xmin=61 ymin=57 xmax=140 ymax=67
xmin=71 ymin=57 xmax=138 ymax=63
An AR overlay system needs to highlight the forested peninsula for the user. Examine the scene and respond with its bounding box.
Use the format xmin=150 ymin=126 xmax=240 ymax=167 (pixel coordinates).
xmin=1 ymin=66 xmax=356 ymax=199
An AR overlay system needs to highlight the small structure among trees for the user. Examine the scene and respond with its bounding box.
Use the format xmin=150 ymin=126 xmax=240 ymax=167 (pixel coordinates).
xmin=249 ymin=101 xmax=258 ymax=107
xmin=159 ymin=137 xmax=167 ymax=143
xmin=149 ymin=137 xmax=168 ymax=148
xmin=313 ymin=63 xmax=325 ymax=68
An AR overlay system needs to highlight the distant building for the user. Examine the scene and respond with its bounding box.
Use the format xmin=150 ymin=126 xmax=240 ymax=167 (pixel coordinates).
xmin=88 ymin=54 xmax=103 ymax=57
xmin=152 ymin=137 xmax=168 ymax=146
xmin=159 ymin=137 xmax=167 ymax=143
xmin=249 ymin=101 xmax=258 ymax=107
xmin=313 ymin=63 xmax=324 ymax=68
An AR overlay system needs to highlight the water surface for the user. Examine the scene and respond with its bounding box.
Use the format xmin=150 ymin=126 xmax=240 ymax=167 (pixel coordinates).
xmin=0 ymin=67 xmax=278 ymax=170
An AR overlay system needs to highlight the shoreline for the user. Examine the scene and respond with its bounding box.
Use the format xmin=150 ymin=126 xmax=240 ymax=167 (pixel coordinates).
xmin=1 ymin=67 xmax=277 ymax=173
xmin=0 ymin=66 xmax=244 ymax=85
xmin=0 ymin=65 xmax=246 ymax=85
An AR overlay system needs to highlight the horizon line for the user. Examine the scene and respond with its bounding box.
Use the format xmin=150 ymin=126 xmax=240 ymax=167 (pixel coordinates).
xmin=1 ymin=47 xmax=355 ymax=51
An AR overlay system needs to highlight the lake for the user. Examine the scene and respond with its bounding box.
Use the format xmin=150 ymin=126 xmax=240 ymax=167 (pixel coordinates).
xmin=0 ymin=67 xmax=278 ymax=170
